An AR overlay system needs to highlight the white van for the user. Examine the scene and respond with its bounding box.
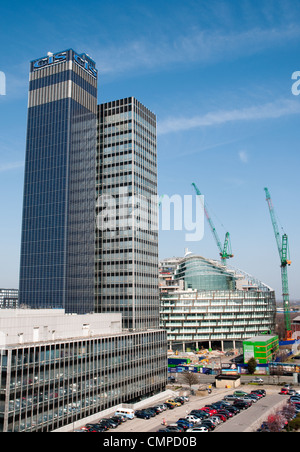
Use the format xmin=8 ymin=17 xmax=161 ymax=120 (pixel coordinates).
xmin=114 ymin=408 xmax=135 ymax=419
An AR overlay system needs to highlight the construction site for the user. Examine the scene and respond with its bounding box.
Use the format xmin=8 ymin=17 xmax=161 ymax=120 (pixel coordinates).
xmin=159 ymin=184 xmax=299 ymax=361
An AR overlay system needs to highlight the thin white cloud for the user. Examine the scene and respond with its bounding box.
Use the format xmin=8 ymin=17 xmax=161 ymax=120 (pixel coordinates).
xmin=239 ymin=150 xmax=248 ymax=164
xmin=0 ymin=161 xmax=24 ymax=172
xmin=157 ymin=99 xmax=300 ymax=135
xmin=93 ymin=23 xmax=300 ymax=76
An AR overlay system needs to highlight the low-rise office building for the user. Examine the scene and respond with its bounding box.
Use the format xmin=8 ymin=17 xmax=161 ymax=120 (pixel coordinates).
xmin=243 ymin=335 xmax=279 ymax=364
xmin=0 ymin=309 xmax=167 ymax=432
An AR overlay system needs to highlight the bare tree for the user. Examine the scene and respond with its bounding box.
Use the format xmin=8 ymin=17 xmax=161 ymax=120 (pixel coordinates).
xmin=179 ymin=371 xmax=199 ymax=389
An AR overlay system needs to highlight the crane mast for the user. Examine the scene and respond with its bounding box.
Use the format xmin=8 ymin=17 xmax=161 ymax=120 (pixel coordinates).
xmin=192 ymin=182 xmax=233 ymax=265
xmin=264 ymin=187 xmax=292 ymax=340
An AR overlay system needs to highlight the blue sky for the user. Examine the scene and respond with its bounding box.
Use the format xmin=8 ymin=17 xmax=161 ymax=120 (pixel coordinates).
xmin=0 ymin=0 xmax=300 ymax=301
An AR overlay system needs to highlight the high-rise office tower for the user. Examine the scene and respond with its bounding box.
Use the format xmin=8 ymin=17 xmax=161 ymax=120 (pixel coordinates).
xmin=96 ymin=98 xmax=159 ymax=330
xmin=19 ymin=49 xmax=97 ymax=314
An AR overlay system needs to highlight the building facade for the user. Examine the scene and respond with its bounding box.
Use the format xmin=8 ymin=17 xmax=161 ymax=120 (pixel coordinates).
xmin=0 ymin=289 xmax=18 ymax=309
xmin=19 ymin=49 xmax=97 ymax=314
xmin=243 ymin=335 xmax=279 ymax=364
xmin=160 ymin=254 xmax=276 ymax=351
xmin=292 ymin=316 xmax=300 ymax=340
xmin=0 ymin=310 xmax=167 ymax=432
xmin=96 ymin=97 xmax=159 ymax=330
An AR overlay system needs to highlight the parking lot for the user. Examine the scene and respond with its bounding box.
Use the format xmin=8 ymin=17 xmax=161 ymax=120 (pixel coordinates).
xmin=77 ymin=384 xmax=297 ymax=433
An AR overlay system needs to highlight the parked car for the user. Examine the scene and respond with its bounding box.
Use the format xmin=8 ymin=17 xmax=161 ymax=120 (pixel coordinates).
xmin=199 ymin=420 xmax=216 ymax=431
xmin=214 ymin=413 xmax=228 ymax=422
xmin=190 ymin=410 xmax=209 ymax=419
xmin=164 ymin=402 xmax=175 ymax=409
xmin=186 ymin=426 xmax=208 ymax=432
xmin=100 ymin=418 xmax=119 ymax=428
xmin=199 ymin=407 xmax=217 ymax=416
xmin=113 ymin=414 xmax=127 ymax=422
xmin=218 ymin=400 xmax=232 ymax=407
xmin=250 ymin=390 xmax=264 ymax=398
xmin=250 ymin=377 xmax=264 ymax=383
xmin=280 ymin=388 xmax=289 ymax=395
xmin=165 ymin=425 xmax=184 ymax=432
xmin=174 ymin=397 xmax=185 ymax=405
xmin=205 ymin=404 xmax=220 ymax=411
xmin=157 ymin=403 xmax=167 ymax=411
xmin=110 ymin=416 xmax=122 ymax=425
xmin=85 ymin=424 xmax=106 ymax=432
xmin=185 ymin=415 xmax=202 ymax=424
xmin=135 ymin=410 xmax=151 ymax=419
xmin=233 ymin=390 xmax=249 ymax=397
xmin=97 ymin=421 xmax=111 ymax=430
xmin=224 ymin=406 xmax=240 ymax=415
xmin=143 ymin=408 xmax=157 ymax=417
xmin=210 ymin=416 xmax=221 ymax=425
xmin=224 ymin=394 xmax=240 ymax=401
xmin=240 ymin=396 xmax=254 ymax=404
xmin=150 ymin=406 xmax=162 ymax=414
xmin=217 ymin=409 xmax=232 ymax=419
xmin=176 ymin=420 xmax=190 ymax=430
xmin=166 ymin=399 xmax=181 ymax=407
xmin=233 ymin=400 xmax=250 ymax=409
xmin=289 ymin=396 xmax=300 ymax=402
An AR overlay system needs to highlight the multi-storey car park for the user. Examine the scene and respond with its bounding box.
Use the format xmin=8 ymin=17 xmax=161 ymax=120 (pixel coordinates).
xmin=159 ymin=252 xmax=276 ymax=352
xmin=0 ymin=310 xmax=167 ymax=432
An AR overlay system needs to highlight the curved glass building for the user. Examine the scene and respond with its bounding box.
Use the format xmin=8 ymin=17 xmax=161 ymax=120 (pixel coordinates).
xmin=174 ymin=254 xmax=236 ymax=291
xmin=159 ymin=253 xmax=276 ymax=352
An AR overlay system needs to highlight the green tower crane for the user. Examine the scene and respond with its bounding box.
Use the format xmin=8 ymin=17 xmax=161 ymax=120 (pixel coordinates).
xmin=264 ymin=187 xmax=292 ymax=340
xmin=191 ymin=182 xmax=233 ymax=265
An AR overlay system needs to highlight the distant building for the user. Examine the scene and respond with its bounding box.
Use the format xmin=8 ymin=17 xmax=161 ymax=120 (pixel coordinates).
xmin=159 ymin=252 xmax=276 ymax=352
xmin=0 ymin=289 xmax=18 ymax=309
xmin=292 ymin=316 xmax=300 ymax=340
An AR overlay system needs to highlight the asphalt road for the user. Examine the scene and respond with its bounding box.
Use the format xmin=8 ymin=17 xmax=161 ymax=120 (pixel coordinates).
xmin=112 ymin=385 xmax=290 ymax=433
xmin=215 ymin=392 xmax=286 ymax=432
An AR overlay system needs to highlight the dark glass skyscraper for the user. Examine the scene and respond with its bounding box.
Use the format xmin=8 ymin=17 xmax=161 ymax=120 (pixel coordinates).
xmin=19 ymin=49 xmax=97 ymax=313
xmin=96 ymin=98 xmax=160 ymax=330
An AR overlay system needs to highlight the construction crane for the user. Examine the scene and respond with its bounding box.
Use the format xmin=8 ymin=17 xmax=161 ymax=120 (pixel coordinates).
xmin=264 ymin=187 xmax=292 ymax=340
xmin=191 ymin=182 xmax=233 ymax=265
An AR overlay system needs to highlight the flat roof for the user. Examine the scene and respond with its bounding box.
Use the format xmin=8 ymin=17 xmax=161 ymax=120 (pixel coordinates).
xmin=215 ymin=374 xmax=240 ymax=380
xmin=244 ymin=335 xmax=277 ymax=342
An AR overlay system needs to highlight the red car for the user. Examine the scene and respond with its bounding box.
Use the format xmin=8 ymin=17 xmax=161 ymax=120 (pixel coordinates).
xmin=280 ymin=388 xmax=289 ymax=395
xmin=217 ymin=409 xmax=233 ymax=418
xmin=200 ymin=407 xmax=217 ymax=416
